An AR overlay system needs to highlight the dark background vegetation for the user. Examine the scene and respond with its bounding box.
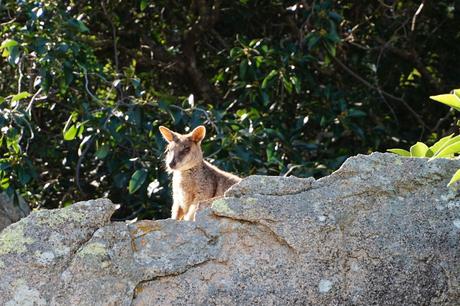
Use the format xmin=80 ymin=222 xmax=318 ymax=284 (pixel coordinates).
xmin=0 ymin=0 xmax=459 ymax=219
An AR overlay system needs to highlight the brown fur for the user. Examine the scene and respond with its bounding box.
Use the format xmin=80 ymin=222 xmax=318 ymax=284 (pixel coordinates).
xmin=159 ymin=125 xmax=241 ymax=221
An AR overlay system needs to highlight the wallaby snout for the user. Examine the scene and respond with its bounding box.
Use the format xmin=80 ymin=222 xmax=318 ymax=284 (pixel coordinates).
xmin=168 ymin=159 xmax=177 ymax=169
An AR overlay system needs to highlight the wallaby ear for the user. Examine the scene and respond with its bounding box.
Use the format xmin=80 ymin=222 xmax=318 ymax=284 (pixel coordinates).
xmin=190 ymin=125 xmax=206 ymax=143
xmin=159 ymin=126 xmax=175 ymax=143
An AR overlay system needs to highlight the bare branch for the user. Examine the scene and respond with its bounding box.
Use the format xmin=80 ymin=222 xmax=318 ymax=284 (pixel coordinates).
xmin=101 ymin=0 xmax=119 ymax=73
xmin=75 ymin=136 xmax=95 ymax=194
xmin=26 ymin=87 xmax=43 ymax=116
xmin=411 ymin=2 xmax=425 ymax=31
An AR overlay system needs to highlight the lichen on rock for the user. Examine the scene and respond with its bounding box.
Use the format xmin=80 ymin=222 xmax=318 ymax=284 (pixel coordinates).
xmin=0 ymin=221 xmax=34 ymax=256
xmin=5 ymin=280 xmax=46 ymax=306
xmin=211 ymin=199 xmax=233 ymax=215
xmin=35 ymin=206 xmax=86 ymax=228
xmin=77 ymin=242 xmax=108 ymax=258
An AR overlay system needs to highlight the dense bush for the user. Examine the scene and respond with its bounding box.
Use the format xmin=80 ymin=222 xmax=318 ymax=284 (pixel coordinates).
xmin=0 ymin=1 xmax=459 ymax=219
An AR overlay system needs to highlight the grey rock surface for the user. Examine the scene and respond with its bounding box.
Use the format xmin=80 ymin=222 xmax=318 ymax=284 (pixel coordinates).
xmin=0 ymin=193 xmax=30 ymax=232
xmin=1 ymin=153 xmax=459 ymax=305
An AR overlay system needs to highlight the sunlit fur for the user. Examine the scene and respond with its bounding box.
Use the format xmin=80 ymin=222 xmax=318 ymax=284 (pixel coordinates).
xmin=164 ymin=136 xmax=203 ymax=173
xmin=159 ymin=125 xmax=241 ymax=221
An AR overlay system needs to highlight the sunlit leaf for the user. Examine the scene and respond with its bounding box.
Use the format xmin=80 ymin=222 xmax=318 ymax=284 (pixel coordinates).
xmin=63 ymin=125 xmax=78 ymax=141
xmin=410 ymin=142 xmax=429 ymax=157
xmin=432 ymin=135 xmax=460 ymax=157
xmin=433 ymin=140 xmax=460 ymax=158
xmin=448 ymin=168 xmax=460 ymax=187
xmin=0 ymin=39 xmax=18 ymax=50
xmin=140 ymin=0 xmax=148 ymax=11
xmin=129 ymin=169 xmax=148 ymax=194
xmin=430 ymin=94 xmax=460 ymax=111
xmin=11 ymin=92 xmax=31 ymax=102
xmin=261 ymin=70 xmax=277 ymax=89
xmin=429 ymin=134 xmax=454 ymax=154
xmin=0 ymin=177 xmax=10 ymax=190
xmin=453 ymin=89 xmax=460 ymax=98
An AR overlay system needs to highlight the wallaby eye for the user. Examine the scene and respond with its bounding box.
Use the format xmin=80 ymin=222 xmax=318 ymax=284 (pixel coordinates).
xmin=182 ymin=147 xmax=191 ymax=154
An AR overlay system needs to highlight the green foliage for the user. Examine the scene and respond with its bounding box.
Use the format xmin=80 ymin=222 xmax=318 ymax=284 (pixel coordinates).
xmin=388 ymin=88 xmax=460 ymax=186
xmin=388 ymin=134 xmax=460 ymax=158
xmin=430 ymin=90 xmax=460 ymax=111
xmin=1 ymin=1 xmax=459 ymax=219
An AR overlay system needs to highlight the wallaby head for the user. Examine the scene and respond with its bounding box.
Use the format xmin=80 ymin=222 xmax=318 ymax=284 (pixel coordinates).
xmin=159 ymin=125 xmax=206 ymax=172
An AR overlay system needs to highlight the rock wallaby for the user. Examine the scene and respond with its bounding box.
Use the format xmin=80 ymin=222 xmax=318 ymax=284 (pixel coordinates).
xmin=159 ymin=125 xmax=241 ymax=221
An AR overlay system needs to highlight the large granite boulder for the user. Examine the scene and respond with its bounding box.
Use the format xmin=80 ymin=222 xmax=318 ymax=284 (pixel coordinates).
xmin=0 ymin=153 xmax=459 ymax=305
xmin=0 ymin=193 xmax=30 ymax=232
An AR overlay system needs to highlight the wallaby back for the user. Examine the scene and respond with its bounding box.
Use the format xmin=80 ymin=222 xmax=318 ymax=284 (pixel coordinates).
xmin=159 ymin=125 xmax=241 ymax=221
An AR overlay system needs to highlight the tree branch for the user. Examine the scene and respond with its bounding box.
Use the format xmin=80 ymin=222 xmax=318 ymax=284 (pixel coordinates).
xmin=180 ymin=0 xmax=221 ymax=103
xmin=332 ymin=55 xmax=427 ymax=130
xmin=377 ymin=38 xmax=439 ymax=90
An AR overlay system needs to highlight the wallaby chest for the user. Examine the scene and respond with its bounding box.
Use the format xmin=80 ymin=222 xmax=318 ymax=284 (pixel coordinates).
xmin=172 ymin=168 xmax=212 ymax=207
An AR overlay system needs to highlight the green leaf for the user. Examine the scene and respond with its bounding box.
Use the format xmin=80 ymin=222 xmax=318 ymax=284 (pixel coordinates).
xmin=454 ymin=89 xmax=460 ymax=98
xmin=77 ymin=20 xmax=90 ymax=32
xmin=7 ymin=46 xmax=19 ymax=65
xmin=433 ymin=140 xmax=460 ymax=158
xmin=260 ymin=90 xmax=270 ymax=106
xmin=113 ymin=173 xmax=129 ymax=189
xmin=129 ymin=169 xmax=148 ymax=194
xmin=239 ymin=59 xmax=248 ymax=79
xmin=68 ymin=19 xmax=90 ymax=32
xmin=283 ymin=77 xmax=293 ymax=94
xmin=17 ymin=167 xmax=31 ymax=185
xmin=95 ymin=144 xmax=110 ymax=159
xmin=6 ymin=135 xmax=20 ymax=154
xmin=140 ymin=0 xmax=148 ymax=11
xmin=348 ymin=109 xmax=367 ymax=118
xmin=432 ymin=135 xmax=460 ymax=157
xmin=429 ymin=134 xmax=454 ymax=154
xmin=261 ymin=70 xmax=277 ymax=89
xmin=290 ymin=76 xmax=301 ymax=94
xmin=11 ymin=92 xmax=31 ymax=102
xmin=387 ymin=149 xmax=410 ymax=157
xmin=0 ymin=162 xmax=10 ymax=171
xmin=448 ymin=168 xmax=460 ymax=187
xmin=430 ymin=94 xmax=460 ymax=111
xmin=63 ymin=125 xmax=78 ymax=141
xmin=0 ymin=177 xmax=10 ymax=190
xmin=0 ymin=39 xmax=18 ymax=50
xmin=410 ymin=142 xmax=429 ymax=157
xmin=307 ymin=34 xmax=320 ymax=49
